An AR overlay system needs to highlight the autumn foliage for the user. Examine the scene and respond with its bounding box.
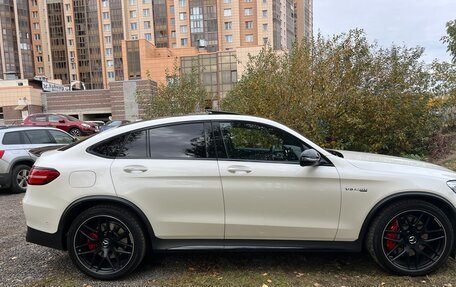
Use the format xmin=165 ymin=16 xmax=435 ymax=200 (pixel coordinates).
xmin=223 ymin=30 xmax=455 ymax=156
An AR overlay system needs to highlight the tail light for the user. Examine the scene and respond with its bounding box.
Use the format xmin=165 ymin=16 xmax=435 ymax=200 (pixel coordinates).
xmin=28 ymin=167 xmax=60 ymax=185
xmin=0 ymin=150 xmax=4 ymax=159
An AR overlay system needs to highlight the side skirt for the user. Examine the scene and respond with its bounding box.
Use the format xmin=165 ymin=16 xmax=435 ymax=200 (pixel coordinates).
xmin=151 ymin=239 xmax=362 ymax=253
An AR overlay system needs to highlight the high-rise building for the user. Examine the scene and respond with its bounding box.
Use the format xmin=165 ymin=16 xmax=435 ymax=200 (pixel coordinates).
xmin=0 ymin=0 xmax=34 ymax=80
xmin=1 ymin=0 xmax=312 ymax=89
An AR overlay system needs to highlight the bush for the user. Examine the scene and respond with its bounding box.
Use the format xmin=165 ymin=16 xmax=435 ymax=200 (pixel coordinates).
xmin=222 ymin=30 xmax=442 ymax=156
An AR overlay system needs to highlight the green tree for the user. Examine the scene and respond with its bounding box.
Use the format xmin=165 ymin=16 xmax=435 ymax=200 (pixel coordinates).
xmin=137 ymin=64 xmax=207 ymax=119
xmin=442 ymin=20 xmax=456 ymax=63
xmin=223 ymin=29 xmax=439 ymax=156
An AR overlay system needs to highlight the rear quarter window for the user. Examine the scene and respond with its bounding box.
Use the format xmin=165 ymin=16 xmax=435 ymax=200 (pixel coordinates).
xmin=2 ymin=132 xmax=22 ymax=145
xmin=24 ymin=130 xmax=55 ymax=144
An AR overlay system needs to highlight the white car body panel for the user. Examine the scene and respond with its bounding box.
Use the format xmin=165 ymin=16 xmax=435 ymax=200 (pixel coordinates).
xmin=111 ymin=159 xmax=225 ymax=239
xmin=218 ymin=161 xmax=341 ymax=240
xmin=23 ymin=114 xmax=456 ymax=242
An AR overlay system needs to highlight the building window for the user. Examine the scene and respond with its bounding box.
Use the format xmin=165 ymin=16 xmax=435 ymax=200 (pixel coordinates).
xmin=181 ymin=38 xmax=188 ymax=46
xmin=225 ymin=35 xmax=233 ymax=43
xmin=32 ymin=12 xmax=38 ymax=18
xmin=143 ymin=9 xmax=150 ymax=16
xmin=0 ymin=108 xmax=4 ymax=120
xmin=38 ymin=67 xmax=44 ymax=74
xmin=68 ymin=39 xmax=73 ymax=46
xmin=223 ymin=0 xmax=231 ymax=3
xmin=107 ymin=60 xmax=114 ymax=67
xmin=245 ymin=21 xmax=253 ymax=29
xmin=67 ymin=27 xmax=73 ymax=34
xmin=71 ymin=63 xmax=76 ymax=69
xmin=180 ymin=25 xmax=187 ymax=33
xmin=244 ymin=8 xmax=253 ymax=16
xmin=179 ymin=12 xmax=187 ymax=20
xmin=263 ymin=37 xmax=269 ymax=45
xmin=245 ymin=0 xmax=252 ymax=2
xmin=131 ymin=22 xmax=138 ymax=30
xmin=36 ymin=56 xmax=43 ymax=62
xmin=36 ymin=45 xmax=42 ymax=52
xmin=103 ymin=12 xmax=109 ymax=19
xmin=245 ymin=34 xmax=254 ymax=42
xmin=179 ymin=0 xmax=186 ymax=7
xmin=262 ymin=23 xmax=268 ymax=31
xmin=105 ymin=36 xmax=112 ymax=43
xmin=262 ymin=10 xmax=267 ymax=17
xmin=72 ymin=74 xmax=77 ymax=81
xmin=130 ymin=10 xmax=137 ymax=18
xmin=171 ymin=30 xmax=176 ymax=38
xmin=33 ymin=23 xmax=40 ymax=29
xmin=106 ymin=48 xmax=112 ymax=55
xmin=104 ymin=24 xmax=111 ymax=31
xmin=170 ymin=5 xmax=175 ymax=14
xmin=145 ymin=33 xmax=152 ymax=41
xmin=224 ymin=9 xmax=231 ymax=17
xmin=144 ymin=21 xmax=151 ymax=29
xmin=224 ymin=22 xmax=232 ymax=30
xmin=34 ymin=34 xmax=41 ymax=40
xmin=102 ymin=0 xmax=108 ymax=7
xmin=31 ymin=0 xmax=37 ymax=6
xmin=129 ymin=0 xmax=136 ymax=5
xmin=170 ymin=18 xmax=175 ymax=25
xmin=65 ymin=3 xmax=71 ymax=10
xmin=67 ymin=16 xmax=72 ymax=23
xmin=107 ymin=72 xmax=115 ymax=78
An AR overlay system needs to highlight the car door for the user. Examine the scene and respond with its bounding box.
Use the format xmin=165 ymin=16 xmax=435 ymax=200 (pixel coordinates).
xmin=22 ymin=129 xmax=57 ymax=150
xmin=47 ymin=115 xmax=67 ymax=131
xmin=216 ymin=120 xmax=341 ymax=241
xmin=110 ymin=122 xmax=225 ymax=239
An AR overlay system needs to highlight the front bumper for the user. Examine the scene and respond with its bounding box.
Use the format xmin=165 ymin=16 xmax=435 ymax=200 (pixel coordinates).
xmin=26 ymin=226 xmax=65 ymax=250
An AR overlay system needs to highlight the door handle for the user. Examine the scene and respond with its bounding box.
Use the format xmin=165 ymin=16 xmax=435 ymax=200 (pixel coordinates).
xmin=227 ymin=165 xmax=252 ymax=174
xmin=123 ymin=165 xmax=148 ymax=173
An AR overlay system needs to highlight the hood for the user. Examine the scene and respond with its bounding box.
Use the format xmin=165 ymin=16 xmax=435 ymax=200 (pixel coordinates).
xmin=337 ymin=150 xmax=456 ymax=179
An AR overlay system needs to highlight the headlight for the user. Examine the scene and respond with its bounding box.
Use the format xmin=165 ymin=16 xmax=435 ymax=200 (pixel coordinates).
xmin=447 ymin=181 xmax=456 ymax=193
xmin=81 ymin=123 xmax=91 ymax=128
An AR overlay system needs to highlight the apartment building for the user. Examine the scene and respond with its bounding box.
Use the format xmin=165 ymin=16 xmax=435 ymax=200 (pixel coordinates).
xmin=0 ymin=0 xmax=34 ymax=80
xmin=1 ymin=0 xmax=312 ymax=90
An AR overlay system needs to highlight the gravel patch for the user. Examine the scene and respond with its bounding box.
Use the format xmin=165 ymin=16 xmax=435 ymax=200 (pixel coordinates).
xmin=1 ymin=192 xmax=456 ymax=287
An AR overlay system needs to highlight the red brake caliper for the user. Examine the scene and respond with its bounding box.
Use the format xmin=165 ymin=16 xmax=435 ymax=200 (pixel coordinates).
xmin=385 ymin=219 xmax=399 ymax=251
xmin=88 ymin=233 xmax=99 ymax=250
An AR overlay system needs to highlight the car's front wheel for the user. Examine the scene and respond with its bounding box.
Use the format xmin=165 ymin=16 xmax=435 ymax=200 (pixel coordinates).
xmin=67 ymin=205 xmax=147 ymax=279
xmin=367 ymin=200 xmax=453 ymax=276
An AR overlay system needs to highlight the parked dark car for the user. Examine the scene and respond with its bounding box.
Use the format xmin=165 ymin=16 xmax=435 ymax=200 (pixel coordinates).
xmin=22 ymin=114 xmax=98 ymax=136
xmin=99 ymin=120 xmax=130 ymax=132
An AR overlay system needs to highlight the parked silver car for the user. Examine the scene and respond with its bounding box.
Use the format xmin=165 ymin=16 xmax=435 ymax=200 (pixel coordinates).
xmin=0 ymin=126 xmax=75 ymax=193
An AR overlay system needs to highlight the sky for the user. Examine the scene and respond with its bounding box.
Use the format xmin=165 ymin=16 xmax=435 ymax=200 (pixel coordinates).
xmin=313 ymin=0 xmax=456 ymax=63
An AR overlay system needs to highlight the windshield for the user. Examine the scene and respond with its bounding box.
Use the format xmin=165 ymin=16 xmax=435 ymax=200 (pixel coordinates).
xmin=61 ymin=115 xmax=80 ymax=122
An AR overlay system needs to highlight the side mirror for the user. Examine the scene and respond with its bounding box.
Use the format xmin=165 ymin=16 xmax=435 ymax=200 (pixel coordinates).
xmin=300 ymin=149 xmax=321 ymax=166
xmin=59 ymin=119 xmax=65 ymax=123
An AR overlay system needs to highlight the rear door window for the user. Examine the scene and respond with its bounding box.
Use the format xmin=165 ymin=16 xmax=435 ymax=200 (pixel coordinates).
xmin=149 ymin=123 xmax=207 ymax=159
xmin=24 ymin=130 xmax=55 ymax=144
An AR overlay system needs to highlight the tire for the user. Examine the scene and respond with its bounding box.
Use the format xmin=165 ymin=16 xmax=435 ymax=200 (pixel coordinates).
xmin=67 ymin=205 xmax=147 ymax=280
xmin=10 ymin=164 xmax=31 ymax=194
xmin=366 ymin=200 xmax=453 ymax=276
xmin=69 ymin=128 xmax=82 ymax=137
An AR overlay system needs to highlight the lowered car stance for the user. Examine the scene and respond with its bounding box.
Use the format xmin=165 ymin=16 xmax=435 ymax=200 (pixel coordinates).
xmin=23 ymin=113 xmax=456 ymax=279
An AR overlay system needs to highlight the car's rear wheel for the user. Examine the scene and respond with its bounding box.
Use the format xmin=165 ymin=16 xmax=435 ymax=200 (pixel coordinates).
xmin=67 ymin=205 xmax=146 ymax=279
xmin=11 ymin=164 xmax=31 ymax=193
xmin=366 ymin=200 xmax=453 ymax=276
xmin=69 ymin=128 xmax=82 ymax=137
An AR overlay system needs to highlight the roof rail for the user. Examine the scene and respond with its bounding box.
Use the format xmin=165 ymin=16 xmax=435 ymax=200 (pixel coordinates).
xmin=205 ymin=110 xmax=240 ymax=115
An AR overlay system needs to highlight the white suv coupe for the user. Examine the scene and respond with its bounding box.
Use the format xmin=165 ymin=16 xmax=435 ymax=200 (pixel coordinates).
xmin=23 ymin=113 xmax=456 ymax=279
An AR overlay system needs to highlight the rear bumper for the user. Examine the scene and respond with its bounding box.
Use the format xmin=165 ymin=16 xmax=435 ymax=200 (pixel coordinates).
xmin=0 ymin=172 xmax=11 ymax=188
xmin=26 ymin=226 xmax=65 ymax=250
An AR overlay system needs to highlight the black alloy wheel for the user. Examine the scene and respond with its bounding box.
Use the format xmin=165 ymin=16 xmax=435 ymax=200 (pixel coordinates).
xmin=67 ymin=205 xmax=146 ymax=279
xmin=367 ymin=200 xmax=453 ymax=276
